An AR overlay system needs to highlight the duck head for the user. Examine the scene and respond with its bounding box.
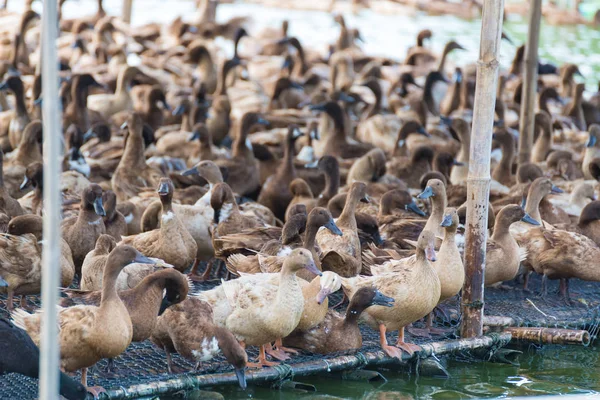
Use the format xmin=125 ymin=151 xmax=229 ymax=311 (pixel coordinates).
xmin=587 ymin=125 xmax=600 ymax=148
xmin=417 ymin=178 xmax=445 ymax=200
xmin=418 ymin=230 xmax=437 ymax=262
xmin=83 ymin=122 xmax=111 ymax=143
xmin=182 ymin=160 xmax=224 ymax=186
xmin=147 ymin=86 xmax=170 ymax=111
xmin=316 ymin=271 xmax=342 ymax=304
xmin=214 ymin=326 xmax=248 ymax=389
xmin=579 ymin=200 xmax=600 ymax=227
xmin=20 ymin=162 xmax=43 ymax=191
xmin=108 ymin=245 xmax=156 ymax=270
xmin=440 ymin=207 xmax=459 ymax=228
xmin=420 ymin=171 xmax=447 ymax=190
xmin=283 ymin=248 xmax=322 ymax=276
xmin=157 ymin=269 xmax=189 ymax=316
xmin=0 ymin=75 xmax=25 ymax=96
xmin=187 ymin=123 xmax=211 ymax=143
xmin=497 ymin=204 xmax=540 ymax=227
xmin=516 ymin=162 xmax=544 ymax=184
xmin=157 ymin=178 xmax=174 ymax=203
xmin=381 ymin=189 xmax=425 ymax=217
xmin=7 ymin=214 xmax=43 ymax=240
xmin=82 ymin=184 xmax=106 ymax=217
xmin=289 ymin=178 xmax=313 ymax=198
xmin=354 ymin=287 xmax=395 ymax=311
xmin=102 ymin=190 xmax=118 ymax=222
xmin=356 ymin=212 xmax=383 ymax=245
xmin=309 ymin=207 xmax=342 ymax=236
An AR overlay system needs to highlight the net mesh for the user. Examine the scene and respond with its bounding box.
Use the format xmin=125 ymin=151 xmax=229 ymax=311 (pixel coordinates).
xmin=1 ymin=263 xmax=598 ymax=399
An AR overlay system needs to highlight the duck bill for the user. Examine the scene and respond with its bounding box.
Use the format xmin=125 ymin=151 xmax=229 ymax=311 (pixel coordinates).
xmin=440 ymin=116 xmax=453 ymax=126
xmin=372 ymin=231 xmax=383 ymax=246
xmin=187 ymin=131 xmax=201 ymax=142
xmin=82 ymin=128 xmax=95 ymax=142
xmin=120 ymin=121 xmax=128 ymax=130
xmin=371 ymin=290 xmax=394 ymax=307
xmin=309 ymin=103 xmax=327 ymax=112
xmin=234 ymin=367 xmax=247 ymax=390
xmin=181 ymin=167 xmax=199 ymax=176
xmin=172 ymin=104 xmax=186 ymax=116
xmin=33 ymin=97 xmax=43 ymax=106
xmin=134 ymin=252 xmax=156 ymax=265
xmin=550 ymin=185 xmax=563 ymax=194
xmin=20 ymin=176 xmax=31 ymax=191
xmin=292 ymin=127 xmax=304 ymax=139
xmin=158 ymin=182 xmax=170 ymax=196
xmin=158 ymin=296 xmax=171 ymax=316
xmin=324 ymin=219 xmax=343 ymax=236
xmin=587 ymin=135 xmax=597 ymax=147
xmin=304 ymin=259 xmax=322 ymax=276
xmin=161 ymin=100 xmax=171 ymax=111
xmin=310 ymin=127 xmax=320 ymax=140
xmin=406 ymin=201 xmax=426 ymax=217
xmin=290 ymin=81 xmax=303 ymax=90
xmin=417 ymin=126 xmax=430 ymax=137
xmin=425 ymin=246 xmax=437 ymax=262
xmin=360 ymin=195 xmax=370 ymax=204
xmin=338 ymin=92 xmax=355 ymax=104
xmin=452 ymin=160 xmax=465 ymax=166
xmin=417 ymin=186 xmax=433 ymax=199
xmin=521 ymin=213 xmax=540 ymax=226
xmin=440 ymin=214 xmax=453 ymax=227
xmin=0 ymin=276 xmax=8 ymax=287
xmin=93 ymin=197 xmax=106 ymax=216
xmin=256 ymin=117 xmax=270 ymax=127
xmin=304 ymin=160 xmax=319 ymax=168
xmin=316 ymin=287 xmax=332 ymax=305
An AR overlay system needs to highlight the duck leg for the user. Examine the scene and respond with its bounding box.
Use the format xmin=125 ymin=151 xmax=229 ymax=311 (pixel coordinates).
xmin=378 ymin=324 xmax=403 ymax=359
xmin=20 ymin=295 xmax=30 ymax=310
xmin=406 ymin=320 xmax=432 ymax=338
xmin=396 ymin=327 xmax=422 ymax=355
xmin=6 ymin=289 xmax=14 ymax=311
xmin=165 ymin=350 xmax=175 ymax=374
xmin=522 ymin=271 xmax=531 ymax=293
xmin=247 ymin=344 xmax=279 ymax=368
xmin=560 ymin=278 xmax=572 ymax=306
xmin=539 ymin=275 xmax=548 ymax=299
xmin=426 ymin=313 xmax=455 ymax=336
xmin=332 ymin=293 xmax=348 ymax=309
xmin=188 ymin=258 xmax=209 ymax=282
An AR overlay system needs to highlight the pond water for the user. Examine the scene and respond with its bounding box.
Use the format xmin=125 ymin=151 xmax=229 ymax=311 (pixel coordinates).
xmin=168 ymin=344 xmax=600 ymax=399
xmin=9 ymin=0 xmax=600 ymax=398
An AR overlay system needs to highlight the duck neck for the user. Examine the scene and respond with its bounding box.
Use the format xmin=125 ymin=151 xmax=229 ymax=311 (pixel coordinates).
xmin=337 ymin=194 xmax=359 ymax=230
xmin=233 ymin=121 xmax=253 ymax=159
xmin=525 ymin=190 xmax=544 ymax=222
xmin=344 ymin=302 xmax=364 ymax=325
xmin=277 ymin=267 xmax=300 ymax=304
xmin=278 ymin=135 xmax=297 ymax=179
xmin=122 ymin=130 xmax=147 ymax=169
xmin=115 ymin=69 xmax=130 ymax=95
xmin=498 ymin=139 xmax=514 ymax=174
xmin=437 ymin=47 xmax=450 ymax=72
xmin=367 ymin=87 xmax=382 ymax=119
xmin=491 ymin=217 xmax=513 ymax=242
xmin=100 ymin=263 xmax=123 ymax=305
xmin=320 ymin=167 xmax=340 ymax=202
xmin=430 ymin=194 xmax=447 ymax=227
xmin=160 ymin=195 xmax=174 ymax=218
xmin=14 ymin=85 xmax=28 ymax=117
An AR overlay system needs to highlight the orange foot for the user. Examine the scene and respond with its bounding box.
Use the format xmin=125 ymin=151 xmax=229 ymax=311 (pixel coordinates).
xmin=265 ymin=344 xmax=290 ymax=361
xmin=247 ymin=358 xmax=279 ymax=368
xmin=396 ymin=341 xmax=422 ymax=356
xmin=381 ymin=344 xmax=404 ymax=359
xmin=87 ymin=386 xmax=107 ymax=399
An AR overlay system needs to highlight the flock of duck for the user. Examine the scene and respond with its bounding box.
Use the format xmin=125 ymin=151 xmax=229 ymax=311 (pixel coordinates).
xmin=1 ymin=1 xmax=600 ymax=398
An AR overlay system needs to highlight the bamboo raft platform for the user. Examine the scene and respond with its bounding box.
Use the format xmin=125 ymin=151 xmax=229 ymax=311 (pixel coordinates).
xmin=0 ymin=270 xmax=598 ymax=400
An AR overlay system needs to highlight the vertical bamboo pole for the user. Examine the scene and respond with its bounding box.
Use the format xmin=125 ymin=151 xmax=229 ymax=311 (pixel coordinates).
xmin=461 ymin=0 xmax=505 ymax=338
xmin=122 ymin=0 xmax=133 ymax=24
xmin=38 ymin=0 xmax=63 ymax=398
xmin=517 ymin=0 xmax=542 ymax=164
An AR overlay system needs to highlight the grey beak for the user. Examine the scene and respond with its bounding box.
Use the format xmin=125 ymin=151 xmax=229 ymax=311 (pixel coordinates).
xmin=181 ymin=167 xmax=199 ymax=176
xmin=417 ymin=186 xmax=434 ymax=199
xmin=120 ymin=121 xmax=128 ymax=130
xmin=371 ymin=290 xmax=394 ymax=307
xmin=440 ymin=214 xmax=453 ymax=227
xmin=158 ymin=182 xmax=170 ymax=195
xmin=93 ymin=197 xmax=106 ymax=217
xmin=521 ymin=213 xmax=540 ymax=226
xmin=234 ymin=367 xmax=247 ymax=390
xmin=324 ymin=218 xmax=343 ymax=236
xmin=406 ymin=201 xmax=426 ymax=217
xmin=83 ymin=128 xmax=95 ymax=142
xmin=20 ymin=176 xmax=31 ymax=191
xmin=133 ymin=252 xmax=156 ymax=265
xmin=305 ymin=160 xmax=319 ymax=168
xmin=550 ymin=185 xmax=563 ymax=194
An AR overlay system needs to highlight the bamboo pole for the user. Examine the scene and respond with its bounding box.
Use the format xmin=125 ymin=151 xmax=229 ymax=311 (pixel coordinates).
xmin=38 ymin=0 xmax=63 ymax=398
xmin=99 ymin=334 xmax=512 ymax=399
xmin=122 ymin=0 xmax=133 ymax=24
xmin=506 ymin=327 xmax=591 ymax=346
xmin=461 ymin=0 xmax=505 ymax=338
xmin=517 ymin=0 xmax=542 ymax=164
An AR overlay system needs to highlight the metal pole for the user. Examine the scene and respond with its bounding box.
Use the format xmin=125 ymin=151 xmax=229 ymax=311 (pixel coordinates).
xmin=122 ymin=0 xmax=133 ymax=24
xmin=38 ymin=0 xmax=63 ymax=398
xmin=461 ymin=0 xmax=505 ymax=337
xmin=517 ymin=0 xmax=542 ymax=164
